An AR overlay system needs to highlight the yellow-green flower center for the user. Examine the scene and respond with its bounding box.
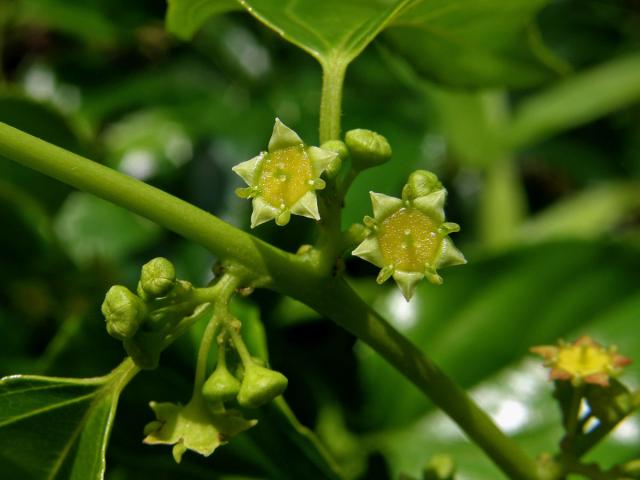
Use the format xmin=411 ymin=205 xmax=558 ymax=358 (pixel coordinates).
xmin=556 ymin=345 xmax=612 ymax=377
xmin=258 ymin=145 xmax=313 ymax=208
xmin=377 ymin=208 xmax=440 ymax=272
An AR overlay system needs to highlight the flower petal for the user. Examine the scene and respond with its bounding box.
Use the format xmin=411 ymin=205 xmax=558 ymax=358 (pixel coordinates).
xmin=307 ymin=146 xmax=338 ymax=175
xmin=232 ymin=154 xmax=263 ymax=185
xmin=369 ymin=192 xmax=403 ymax=220
xmin=268 ymin=118 xmax=303 ymax=152
xmin=436 ymin=237 xmax=467 ymax=268
xmin=392 ymin=271 xmax=424 ymax=301
xmin=412 ymin=190 xmax=446 ymax=223
xmin=352 ymin=236 xmax=383 ymax=267
xmin=250 ymin=197 xmax=279 ymax=228
xmin=290 ymin=190 xmax=320 ymax=220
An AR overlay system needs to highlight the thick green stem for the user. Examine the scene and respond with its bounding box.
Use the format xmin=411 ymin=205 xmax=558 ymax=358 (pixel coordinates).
xmin=105 ymin=357 xmax=140 ymax=395
xmin=298 ymin=277 xmax=540 ymax=480
xmin=0 ymin=122 xmax=539 ymax=480
xmin=0 ymin=122 xmax=306 ymax=284
xmin=319 ymin=59 xmax=347 ymax=143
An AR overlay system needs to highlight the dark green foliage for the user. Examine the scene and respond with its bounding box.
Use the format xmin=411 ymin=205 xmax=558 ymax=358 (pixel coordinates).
xmin=1 ymin=0 xmax=640 ymax=479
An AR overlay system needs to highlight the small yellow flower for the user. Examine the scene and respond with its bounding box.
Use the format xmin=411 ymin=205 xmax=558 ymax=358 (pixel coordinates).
xmin=531 ymin=336 xmax=631 ymax=387
xmin=232 ymin=118 xmax=338 ymax=228
xmin=352 ymin=171 xmax=465 ymax=300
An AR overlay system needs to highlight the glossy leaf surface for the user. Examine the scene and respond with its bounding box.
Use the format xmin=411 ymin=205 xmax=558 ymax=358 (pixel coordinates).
xmin=383 ymin=0 xmax=562 ymax=88
xmin=0 ymin=360 xmax=137 ymax=480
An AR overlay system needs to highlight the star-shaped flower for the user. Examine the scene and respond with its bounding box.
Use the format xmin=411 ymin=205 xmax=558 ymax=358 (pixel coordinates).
xmin=232 ymin=118 xmax=338 ymax=228
xmin=352 ymin=172 xmax=465 ymax=300
xmin=531 ymin=336 xmax=631 ymax=387
xmin=143 ymin=394 xmax=257 ymax=463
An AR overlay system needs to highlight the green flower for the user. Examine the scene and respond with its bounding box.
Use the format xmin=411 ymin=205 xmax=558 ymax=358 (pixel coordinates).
xmin=352 ymin=171 xmax=465 ymax=301
xmin=232 ymin=118 xmax=338 ymax=228
xmin=144 ymin=394 xmax=256 ymax=463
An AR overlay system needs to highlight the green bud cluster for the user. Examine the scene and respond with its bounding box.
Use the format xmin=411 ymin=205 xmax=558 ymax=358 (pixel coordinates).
xmin=101 ymin=257 xmax=199 ymax=369
xmin=201 ymin=323 xmax=288 ymax=411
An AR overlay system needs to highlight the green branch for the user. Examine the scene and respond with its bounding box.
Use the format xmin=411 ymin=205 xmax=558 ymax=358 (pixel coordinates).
xmin=0 ymin=121 xmax=539 ymax=480
xmin=0 ymin=122 xmax=307 ymax=285
xmin=319 ymin=58 xmax=347 ymax=143
xmin=299 ymin=277 xmax=540 ymax=480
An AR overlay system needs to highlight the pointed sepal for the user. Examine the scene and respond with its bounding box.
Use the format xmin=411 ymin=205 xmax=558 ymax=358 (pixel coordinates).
xmin=392 ymin=271 xmax=424 ymax=301
xmin=370 ymin=192 xmax=403 ymax=220
xmin=290 ymin=190 xmax=321 ymax=220
xmin=232 ymin=154 xmax=263 ymax=186
xmin=352 ymin=236 xmax=383 ymax=267
xmin=250 ymin=197 xmax=279 ymax=228
xmin=268 ymin=118 xmax=303 ymax=152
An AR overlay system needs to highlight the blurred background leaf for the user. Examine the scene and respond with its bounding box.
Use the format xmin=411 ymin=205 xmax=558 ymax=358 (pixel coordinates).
xmin=383 ymin=0 xmax=567 ymax=88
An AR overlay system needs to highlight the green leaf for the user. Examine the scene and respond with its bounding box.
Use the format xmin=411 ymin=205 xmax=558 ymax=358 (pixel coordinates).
xmin=426 ymin=88 xmax=508 ymax=168
xmin=383 ymin=0 xmax=562 ymax=88
xmin=165 ymin=0 xmax=240 ymax=40
xmin=517 ymin=182 xmax=640 ymax=245
xmin=54 ymin=192 xmax=162 ymax=266
xmin=0 ymin=359 xmax=138 ymax=480
xmin=17 ymin=0 xmax=119 ymax=44
xmin=235 ymin=0 xmax=410 ymax=66
xmin=509 ymin=53 xmax=640 ymax=148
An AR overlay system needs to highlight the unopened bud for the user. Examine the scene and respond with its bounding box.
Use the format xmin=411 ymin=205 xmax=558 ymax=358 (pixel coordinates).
xmin=402 ymin=170 xmax=443 ymax=201
xmin=102 ymin=285 xmax=146 ymax=340
xmin=345 ymin=129 xmax=391 ymax=170
xmin=237 ymin=365 xmax=288 ymax=408
xmin=202 ymin=365 xmax=242 ymax=403
xmin=140 ymin=257 xmax=176 ymax=298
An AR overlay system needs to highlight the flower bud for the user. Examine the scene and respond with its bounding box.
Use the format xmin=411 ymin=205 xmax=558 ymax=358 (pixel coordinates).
xmin=237 ymin=365 xmax=288 ymax=408
xmin=401 ymin=170 xmax=443 ymax=201
xmin=345 ymin=129 xmax=391 ymax=170
xmin=102 ymin=285 xmax=147 ymax=340
xmin=140 ymin=257 xmax=176 ymax=298
xmin=202 ymin=365 xmax=242 ymax=403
